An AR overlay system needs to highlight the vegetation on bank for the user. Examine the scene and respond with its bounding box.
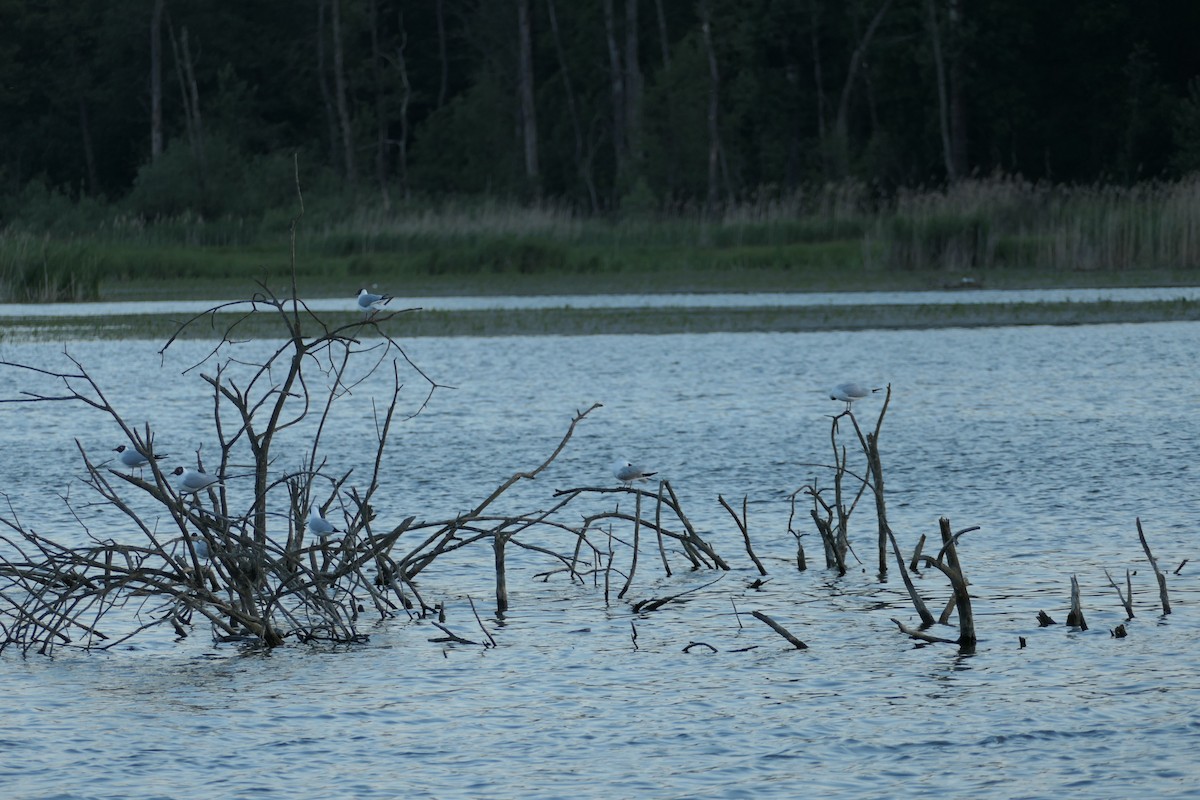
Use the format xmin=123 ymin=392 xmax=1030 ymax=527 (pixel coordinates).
xmin=4 ymin=298 xmax=1199 ymax=344
xmin=3 ymin=176 xmax=1200 ymax=303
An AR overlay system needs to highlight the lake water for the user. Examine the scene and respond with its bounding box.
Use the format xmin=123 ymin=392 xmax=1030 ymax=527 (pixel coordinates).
xmin=1 ymin=303 xmax=1198 ymax=798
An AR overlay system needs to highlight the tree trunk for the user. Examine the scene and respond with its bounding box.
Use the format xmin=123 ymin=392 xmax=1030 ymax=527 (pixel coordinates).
xmin=436 ymin=0 xmax=449 ymax=108
xmin=79 ymin=96 xmax=98 ymax=195
xmin=653 ymin=0 xmax=678 ymax=199
xmin=832 ymin=0 xmax=894 ymax=177
xmin=395 ymin=15 xmax=412 ymax=201
xmin=316 ymin=0 xmax=340 ymax=171
xmin=150 ymin=0 xmax=164 ymax=161
xmin=370 ymin=0 xmax=390 ymax=209
xmin=926 ymin=0 xmax=955 ymax=181
xmin=809 ymin=0 xmax=829 ymax=177
xmin=654 ymin=0 xmax=670 ymax=68
xmin=624 ymin=0 xmax=643 ymax=176
xmin=331 ymin=0 xmax=356 ymax=186
xmin=948 ymin=0 xmax=968 ymax=177
xmin=168 ymin=17 xmax=205 ymax=189
xmin=516 ymin=0 xmax=540 ymax=193
xmin=547 ymin=0 xmax=597 ymax=210
xmin=180 ymin=26 xmax=204 ymax=169
xmin=168 ymin=19 xmax=194 ymax=155
xmin=699 ymin=0 xmax=722 ymax=215
xmin=602 ymin=0 xmax=626 ymax=192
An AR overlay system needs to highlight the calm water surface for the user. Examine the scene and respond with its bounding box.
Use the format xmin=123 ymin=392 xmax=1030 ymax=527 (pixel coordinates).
xmin=1 ymin=314 xmax=1198 ymax=799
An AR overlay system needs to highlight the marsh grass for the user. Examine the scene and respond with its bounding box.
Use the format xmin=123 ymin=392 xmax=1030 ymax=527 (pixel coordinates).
xmin=3 ymin=176 xmax=1200 ymax=301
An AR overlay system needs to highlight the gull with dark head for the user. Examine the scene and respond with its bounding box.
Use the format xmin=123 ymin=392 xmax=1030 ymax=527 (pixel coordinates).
xmin=114 ymin=444 xmax=167 ymax=470
xmin=613 ymin=459 xmax=657 ymax=486
xmin=172 ymin=466 xmax=222 ymax=494
xmin=830 ymin=382 xmax=880 ymax=412
xmin=357 ymin=287 xmax=393 ymax=313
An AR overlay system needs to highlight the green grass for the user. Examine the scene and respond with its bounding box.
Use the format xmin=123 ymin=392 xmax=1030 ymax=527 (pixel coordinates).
xmin=5 ymin=298 xmax=1198 ymax=343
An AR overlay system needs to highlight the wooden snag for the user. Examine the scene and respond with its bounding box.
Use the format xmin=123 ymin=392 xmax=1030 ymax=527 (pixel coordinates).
xmin=1136 ymin=517 xmax=1171 ymax=615
xmin=1067 ymin=575 xmax=1088 ymax=630
xmin=750 ymin=611 xmax=807 ymax=650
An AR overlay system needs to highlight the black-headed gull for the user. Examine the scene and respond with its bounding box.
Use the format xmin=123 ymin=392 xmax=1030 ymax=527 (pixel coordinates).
xmin=172 ymin=466 xmax=222 ymax=494
xmin=830 ymin=382 xmax=880 ymax=411
xmin=185 ymin=534 xmax=211 ymax=560
xmin=614 ymin=459 xmax=657 ymax=485
xmin=307 ymin=505 xmax=339 ymax=538
xmin=357 ymin=287 xmax=393 ymax=312
xmin=114 ymin=444 xmax=166 ymax=469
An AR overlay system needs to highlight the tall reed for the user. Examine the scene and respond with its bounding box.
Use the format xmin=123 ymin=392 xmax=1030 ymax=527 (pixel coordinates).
xmin=4 ymin=175 xmax=1200 ymax=300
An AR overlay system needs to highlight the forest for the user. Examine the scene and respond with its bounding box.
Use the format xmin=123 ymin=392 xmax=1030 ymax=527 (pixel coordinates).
xmin=3 ymin=0 xmax=1200 ymax=220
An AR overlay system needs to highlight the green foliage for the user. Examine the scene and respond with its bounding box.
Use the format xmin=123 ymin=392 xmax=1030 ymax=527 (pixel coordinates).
xmin=421 ymin=237 xmax=571 ymax=276
xmin=125 ymin=135 xmax=297 ymax=219
xmin=0 ymin=178 xmax=108 ymax=233
xmin=643 ymin=33 xmax=711 ymax=202
xmin=407 ymin=73 xmax=521 ymax=196
xmin=1170 ymin=79 xmax=1200 ymax=175
xmin=5 ymin=0 xmax=1200 ymax=212
xmin=0 ymin=234 xmax=101 ymax=301
xmin=618 ymin=177 xmax=659 ymax=219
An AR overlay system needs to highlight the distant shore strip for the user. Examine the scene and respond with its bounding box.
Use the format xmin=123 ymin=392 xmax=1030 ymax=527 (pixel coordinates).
xmin=3 ymin=298 xmax=1199 ymax=341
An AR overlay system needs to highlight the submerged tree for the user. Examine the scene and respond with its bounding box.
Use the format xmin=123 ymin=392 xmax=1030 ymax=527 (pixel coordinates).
xmin=0 ymin=176 xmax=728 ymax=653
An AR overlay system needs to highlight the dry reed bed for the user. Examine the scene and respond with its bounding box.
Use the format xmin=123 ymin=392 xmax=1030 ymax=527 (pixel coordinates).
xmin=5 ymin=175 xmax=1200 ymax=302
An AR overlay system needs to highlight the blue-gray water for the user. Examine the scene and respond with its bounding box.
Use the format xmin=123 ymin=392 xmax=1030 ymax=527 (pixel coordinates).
xmin=1 ymin=308 xmax=1198 ymax=799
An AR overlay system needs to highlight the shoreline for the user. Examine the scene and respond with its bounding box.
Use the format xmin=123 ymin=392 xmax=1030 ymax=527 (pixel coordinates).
xmin=3 ymin=297 xmax=1198 ymax=340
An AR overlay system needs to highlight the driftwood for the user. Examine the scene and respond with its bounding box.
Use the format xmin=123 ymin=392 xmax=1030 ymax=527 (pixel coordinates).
xmin=1103 ymin=568 xmax=1135 ymax=620
xmin=784 ymin=495 xmax=807 ymax=571
xmin=719 ymin=494 xmax=766 ymax=576
xmin=1136 ymin=517 xmax=1171 ymax=615
xmin=750 ymin=610 xmax=807 ymax=650
xmin=908 ymin=534 xmax=926 ymax=573
xmin=890 ymin=618 xmax=958 ymax=645
xmin=1067 ymin=575 xmax=1088 ymax=630
xmin=896 ymin=517 xmax=977 ymax=648
xmin=630 ymin=576 xmax=725 ymax=614
xmin=888 ymin=530 xmax=934 ymax=626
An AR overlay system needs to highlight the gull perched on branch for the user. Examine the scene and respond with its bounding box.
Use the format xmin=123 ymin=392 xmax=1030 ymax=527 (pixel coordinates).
xmin=614 ymin=459 xmax=657 ymax=486
xmin=172 ymin=466 xmax=223 ymax=494
xmin=114 ymin=444 xmax=167 ymax=470
xmin=357 ymin=287 xmax=393 ymax=313
xmin=830 ymin=382 xmax=880 ymax=412
xmin=307 ymin=505 xmax=339 ymax=539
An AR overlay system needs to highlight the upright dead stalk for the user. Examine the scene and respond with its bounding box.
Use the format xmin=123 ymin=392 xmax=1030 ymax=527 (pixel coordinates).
xmin=1103 ymin=568 xmax=1135 ymax=619
xmin=720 ymin=494 xmax=766 ymax=576
xmin=902 ymin=516 xmax=976 ymax=648
xmin=1136 ymin=517 xmax=1171 ymax=615
xmin=1067 ymin=575 xmax=1088 ymax=630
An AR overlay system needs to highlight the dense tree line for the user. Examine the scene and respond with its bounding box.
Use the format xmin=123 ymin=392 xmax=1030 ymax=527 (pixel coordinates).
xmin=3 ymin=0 xmax=1200 ymax=218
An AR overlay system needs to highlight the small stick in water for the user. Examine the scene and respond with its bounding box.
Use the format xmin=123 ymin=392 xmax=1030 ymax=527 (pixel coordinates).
xmin=750 ymin=610 xmax=807 ymax=650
